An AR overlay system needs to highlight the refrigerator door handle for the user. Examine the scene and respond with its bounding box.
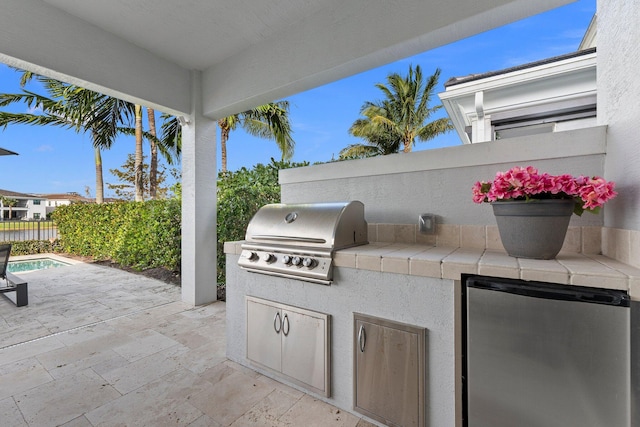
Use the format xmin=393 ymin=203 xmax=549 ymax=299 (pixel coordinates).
xmin=466 ymin=276 xmax=630 ymax=307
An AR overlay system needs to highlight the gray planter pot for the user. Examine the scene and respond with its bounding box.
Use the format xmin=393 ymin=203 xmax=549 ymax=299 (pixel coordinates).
xmin=492 ymin=199 xmax=574 ymax=259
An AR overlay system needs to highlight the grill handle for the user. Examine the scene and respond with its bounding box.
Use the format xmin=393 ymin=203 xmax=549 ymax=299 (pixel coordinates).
xmin=273 ymin=312 xmax=282 ymax=333
xmin=251 ymin=235 xmax=327 ymax=244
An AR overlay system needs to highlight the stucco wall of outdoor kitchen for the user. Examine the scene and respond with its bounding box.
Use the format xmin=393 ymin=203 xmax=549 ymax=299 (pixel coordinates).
xmin=227 ymin=124 xmax=639 ymax=426
xmin=280 ymin=127 xmax=606 ymax=227
xmin=280 ymin=126 xmax=640 ymax=270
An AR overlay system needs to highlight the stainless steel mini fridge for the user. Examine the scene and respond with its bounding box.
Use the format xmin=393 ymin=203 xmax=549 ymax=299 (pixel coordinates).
xmin=463 ymin=276 xmax=630 ymax=427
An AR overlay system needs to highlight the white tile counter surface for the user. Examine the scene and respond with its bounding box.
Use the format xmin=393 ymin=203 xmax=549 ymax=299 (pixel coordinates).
xmin=225 ymin=241 xmax=640 ymax=301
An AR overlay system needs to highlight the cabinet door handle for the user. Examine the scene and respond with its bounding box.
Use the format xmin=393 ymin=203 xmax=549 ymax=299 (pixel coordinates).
xmin=358 ymin=324 xmax=366 ymax=352
xmin=283 ymin=313 xmax=290 ymax=336
xmin=274 ymin=312 xmax=281 ymax=333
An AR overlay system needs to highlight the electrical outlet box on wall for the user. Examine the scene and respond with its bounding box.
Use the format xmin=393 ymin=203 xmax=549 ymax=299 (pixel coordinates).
xmin=419 ymin=213 xmax=436 ymax=234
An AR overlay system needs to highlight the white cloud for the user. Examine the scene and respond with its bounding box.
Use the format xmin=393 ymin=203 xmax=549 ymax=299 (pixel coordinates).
xmin=36 ymin=144 xmax=54 ymax=152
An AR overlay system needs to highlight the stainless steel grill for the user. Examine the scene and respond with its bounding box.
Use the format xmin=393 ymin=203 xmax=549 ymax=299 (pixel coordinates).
xmin=238 ymin=201 xmax=368 ymax=285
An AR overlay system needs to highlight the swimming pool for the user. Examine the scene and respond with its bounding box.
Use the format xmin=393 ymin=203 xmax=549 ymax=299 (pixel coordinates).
xmin=7 ymin=258 xmax=71 ymax=273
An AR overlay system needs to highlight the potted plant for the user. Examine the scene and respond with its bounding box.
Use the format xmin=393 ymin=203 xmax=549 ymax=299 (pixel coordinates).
xmin=472 ymin=166 xmax=617 ymax=259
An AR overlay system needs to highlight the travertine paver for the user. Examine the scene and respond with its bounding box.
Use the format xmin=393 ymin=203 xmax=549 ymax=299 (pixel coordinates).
xmin=0 ymin=258 xmax=378 ymax=427
xmin=189 ymin=369 xmax=276 ymax=425
xmin=0 ymin=396 xmax=27 ymax=427
xmin=0 ymin=358 xmax=52 ymax=400
xmin=279 ymin=394 xmax=362 ymax=427
xmin=229 ymin=389 xmax=300 ymax=426
xmin=15 ymin=368 xmax=121 ymax=427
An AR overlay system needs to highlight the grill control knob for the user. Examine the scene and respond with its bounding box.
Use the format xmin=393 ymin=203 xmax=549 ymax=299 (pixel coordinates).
xmin=283 ymin=255 xmax=292 ymax=265
xmin=262 ymin=253 xmax=276 ymax=264
xmin=302 ymin=257 xmax=316 ymax=268
xmin=292 ymin=256 xmax=302 ymax=266
xmin=247 ymin=251 xmax=259 ymax=262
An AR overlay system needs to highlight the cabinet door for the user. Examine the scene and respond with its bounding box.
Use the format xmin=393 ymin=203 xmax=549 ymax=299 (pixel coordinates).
xmin=354 ymin=314 xmax=425 ymax=427
xmin=247 ymin=299 xmax=282 ymax=372
xmin=281 ymin=307 xmax=330 ymax=396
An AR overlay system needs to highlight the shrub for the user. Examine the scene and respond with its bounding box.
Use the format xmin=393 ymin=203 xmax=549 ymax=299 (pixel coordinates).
xmin=0 ymin=239 xmax=64 ymax=255
xmin=49 ymin=159 xmax=307 ymax=283
xmin=53 ymin=199 xmax=181 ymax=271
xmin=216 ymin=159 xmax=309 ymax=283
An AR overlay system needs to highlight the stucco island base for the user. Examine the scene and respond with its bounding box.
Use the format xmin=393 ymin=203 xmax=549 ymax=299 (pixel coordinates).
xmin=225 ymin=255 xmax=459 ymax=427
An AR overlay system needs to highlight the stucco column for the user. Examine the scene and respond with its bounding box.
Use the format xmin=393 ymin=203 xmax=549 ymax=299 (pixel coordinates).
xmin=598 ymin=0 xmax=640 ymax=231
xmin=181 ymin=70 xmax=218 ymax=305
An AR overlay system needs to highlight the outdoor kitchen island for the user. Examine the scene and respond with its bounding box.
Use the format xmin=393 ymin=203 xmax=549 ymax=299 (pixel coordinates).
xmin=224 ymin=241 xmax=640 ymax=427
xmin=225 ymin=127 xmax=639 ymax=426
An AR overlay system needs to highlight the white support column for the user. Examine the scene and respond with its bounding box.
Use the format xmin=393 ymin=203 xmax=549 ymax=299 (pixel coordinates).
xmin=181 ymin=70 xmax=218 ymax=306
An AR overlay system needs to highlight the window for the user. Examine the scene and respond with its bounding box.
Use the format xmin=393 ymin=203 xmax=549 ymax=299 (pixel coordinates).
xmin=33 ymin=199 xmax=41 ymax=205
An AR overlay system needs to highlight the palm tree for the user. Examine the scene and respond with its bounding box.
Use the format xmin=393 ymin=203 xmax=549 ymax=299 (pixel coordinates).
xmin=134 ymin=104 xmax=144 ymax=202
xmin=147 ymin=108 xmax=159 ymax=199
xmin=0 ymin=196 xmax=18 ymax=220
xmin=0 ymin=73 xmax=135 ymax=203
xmin=218 ymin=101 xmax=294 ymax=172
xmin=118 ymin=112 xmax=182 ymax=201
xmin=342 ymin=65 xmax=453 ymax=159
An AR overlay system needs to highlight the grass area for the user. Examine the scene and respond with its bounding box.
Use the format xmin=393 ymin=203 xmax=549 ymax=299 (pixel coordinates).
xmin=0 ymin=220 xmax=56 ymax=230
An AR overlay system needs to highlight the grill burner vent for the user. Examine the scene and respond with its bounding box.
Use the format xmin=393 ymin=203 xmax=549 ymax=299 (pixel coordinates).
xmin=238 ymin=201 xmax=367 ymax=284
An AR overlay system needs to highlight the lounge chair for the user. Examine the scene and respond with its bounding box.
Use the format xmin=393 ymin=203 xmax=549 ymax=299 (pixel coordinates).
xmin=0 ymin=244 xmax=28 ymax=307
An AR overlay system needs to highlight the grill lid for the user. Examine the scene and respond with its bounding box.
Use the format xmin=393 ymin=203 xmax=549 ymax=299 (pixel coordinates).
xmin=244 ymin=201 xmax=367 ymax=250
xmin=238 ymin=201 xmax=368 ymax=285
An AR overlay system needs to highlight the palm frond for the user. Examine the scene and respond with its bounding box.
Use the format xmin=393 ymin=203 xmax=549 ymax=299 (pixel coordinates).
xmin=240 ymin=101 xmax=295 ymax=160
xmin=0 ymin=111 xmax=67 ymax=129
xmin=159 ymin=114 xmax=182 ymax=163
xmin=119 ymin=123 xmax=181 ymax=165
xmin=339 ymin=144 xmax=385 ymax=160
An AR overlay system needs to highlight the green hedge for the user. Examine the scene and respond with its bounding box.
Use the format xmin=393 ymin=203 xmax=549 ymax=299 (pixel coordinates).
xmin=216 ymin=159 xmax=309 ymax=283
xmin=53 ymin=199 xmax=181 ymax=271
xmin=31 ymin=159 xmax=306 ymax=282
xmin=0 ymin=240 xmax=64 ymax=255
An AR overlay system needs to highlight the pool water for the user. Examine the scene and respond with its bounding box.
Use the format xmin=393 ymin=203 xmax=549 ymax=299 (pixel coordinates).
xmin=7 ymin=258 xmax=71 ymax=273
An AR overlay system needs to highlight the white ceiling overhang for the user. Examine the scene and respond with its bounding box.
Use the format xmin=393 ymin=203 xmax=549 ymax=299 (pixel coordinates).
xmin=0 ymin=0 xmax=572 ymax=119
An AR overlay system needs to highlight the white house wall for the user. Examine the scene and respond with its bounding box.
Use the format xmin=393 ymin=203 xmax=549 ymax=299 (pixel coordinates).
xmin=439 ymin=51 xmax=597 ymax=144
xmin=598 ymin=0 xmax=640 ymax=231
xmin=27 ymin=201 xmax=47 ymax=220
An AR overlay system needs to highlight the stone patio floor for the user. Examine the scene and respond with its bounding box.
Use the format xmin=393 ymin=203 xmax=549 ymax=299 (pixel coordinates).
xmin=0 ymin=255 xmax=375 ymax=427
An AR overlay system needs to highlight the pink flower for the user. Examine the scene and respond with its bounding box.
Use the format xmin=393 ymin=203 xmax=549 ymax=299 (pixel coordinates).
xmin=577 ymin=177 xmax=617 ymax=209
xmin=471 ymin=166 xmax=617 ymax=215
xmin=472 ymin=181 xmax=487 ymax=203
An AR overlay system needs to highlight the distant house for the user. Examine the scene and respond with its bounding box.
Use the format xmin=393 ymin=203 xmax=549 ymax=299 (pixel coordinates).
xmin=42 ymin=193 xmax=92 ymax=217
xmin=0 ymin=189 xmax=47 ymax=220
xmin=0 ymin=189 xmax=92 ymax=220
xmin=438 ymin=17 xmax=597 ymax=144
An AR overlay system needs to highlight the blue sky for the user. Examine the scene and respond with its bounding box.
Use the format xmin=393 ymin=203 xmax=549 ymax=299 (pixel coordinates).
xmin=0 ymin=0 xmax=595 ymax=197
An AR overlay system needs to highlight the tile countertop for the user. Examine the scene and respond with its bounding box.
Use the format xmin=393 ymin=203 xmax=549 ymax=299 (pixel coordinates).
xmin=224 ymin=241 xmax=640 ymax=302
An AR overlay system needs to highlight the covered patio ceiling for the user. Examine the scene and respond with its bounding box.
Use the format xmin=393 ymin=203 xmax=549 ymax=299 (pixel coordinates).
xmin=0 ymin=0 xmax=571 ymax=120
